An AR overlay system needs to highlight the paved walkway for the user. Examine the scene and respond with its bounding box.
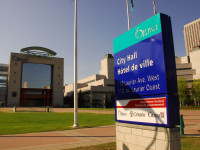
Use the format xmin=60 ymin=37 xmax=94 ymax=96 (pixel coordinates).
xmin=0 ymin=125 xmax=116 ymax=150
xmin=180 ymin=110 xmax=200 ymax=135
xmin=52 ymin=108 xmax=115 ymax=114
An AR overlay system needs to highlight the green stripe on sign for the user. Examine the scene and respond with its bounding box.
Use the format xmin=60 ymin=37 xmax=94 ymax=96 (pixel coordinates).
xmin=113 ymin=13 xmax=162 ymax=54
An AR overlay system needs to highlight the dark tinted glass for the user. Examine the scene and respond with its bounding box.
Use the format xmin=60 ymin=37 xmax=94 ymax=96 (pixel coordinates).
xmin=21 ymin=63 xmax=52 ymax=89
xmin=0 ymin=66 xmax=8 ymax=72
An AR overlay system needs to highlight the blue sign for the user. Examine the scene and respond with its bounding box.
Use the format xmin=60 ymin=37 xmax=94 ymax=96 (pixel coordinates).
xmin=114 ymin=13 xmax=179 ymax=127
xmin=114 ymin=13 xmax=177 ymax=99
xmin=115 ymin=32 xmax=167 ymax=98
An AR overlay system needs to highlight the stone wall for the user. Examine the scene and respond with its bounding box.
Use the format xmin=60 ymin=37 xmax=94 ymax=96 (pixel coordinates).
xmin=116 ymin=122 xmax=180 ymax=150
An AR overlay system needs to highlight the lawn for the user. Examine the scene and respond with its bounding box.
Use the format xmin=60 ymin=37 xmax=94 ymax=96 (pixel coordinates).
xmin=0 ymin=112 xmax=115 ymax=135
xmin=181 ymin=137 xmax=200 ymax=150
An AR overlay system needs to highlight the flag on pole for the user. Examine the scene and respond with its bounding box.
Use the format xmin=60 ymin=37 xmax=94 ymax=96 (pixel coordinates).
xmin=130 ymin=0 xmax=134 ymax=11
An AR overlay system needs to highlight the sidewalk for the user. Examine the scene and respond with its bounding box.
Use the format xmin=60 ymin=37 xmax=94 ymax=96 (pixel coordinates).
xmin=180 ymin=110 xmax=200 ymax=135
xmin=0 ymin=125 xmax=116 ymax=150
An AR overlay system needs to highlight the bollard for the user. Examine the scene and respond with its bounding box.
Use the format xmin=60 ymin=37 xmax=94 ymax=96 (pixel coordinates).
xmin=13 ymin=106 xmax=16 ymax=112
xmin=180 ymin=114 xmax=185 ymax=135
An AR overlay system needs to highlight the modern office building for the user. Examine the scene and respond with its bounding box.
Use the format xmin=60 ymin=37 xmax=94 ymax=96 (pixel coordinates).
xmin=6 ymin=47 xmax=64 ymax=107
xmin=64 ymin=54 xmax=115 ymax=108
xmin=65 ymin=53 xmax=197 ymax=108
xmin=0 ymin=64 xmax=8 ymax=106
xmin=175 ymin=56 xmax=196 ymax=87
xmin=184 ymin=18 xmax=200 ymax=57
xmin=176 ymin=18 xmax=200 ymax=80
xmin=178 ymin=47 xmax=200 ymax=80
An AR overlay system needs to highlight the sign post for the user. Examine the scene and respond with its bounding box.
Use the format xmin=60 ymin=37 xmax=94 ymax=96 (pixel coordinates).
xmin=114 ymin=13 xmax=181 ymax=150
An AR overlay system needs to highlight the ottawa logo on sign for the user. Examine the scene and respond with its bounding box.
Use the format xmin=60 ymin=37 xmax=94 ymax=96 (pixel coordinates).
xmin=135 ymin=25 xmax=158 ymax=39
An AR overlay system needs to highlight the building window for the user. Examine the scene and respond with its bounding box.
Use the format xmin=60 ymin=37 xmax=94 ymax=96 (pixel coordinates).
xmin=12 ymin=92 xmax=17 ymax=97
xmin=0 ymin=66 xmax=8 ymax=72
xmin=58 ymin=66 xmax=60 ymax=69
xmin=21 ymin=63 xmax=52 ymax=89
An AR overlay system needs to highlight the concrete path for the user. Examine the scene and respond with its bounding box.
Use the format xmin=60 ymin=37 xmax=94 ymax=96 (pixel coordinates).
xmin=0 ymin=108 xmax=115 ymax=114
xmin=0 ymin=125 xmax=116 ymax=150
xmin=180 ymin=110 xmax=200 ymax=135
xmin=52 ymin=108 xmax=115 ymax=114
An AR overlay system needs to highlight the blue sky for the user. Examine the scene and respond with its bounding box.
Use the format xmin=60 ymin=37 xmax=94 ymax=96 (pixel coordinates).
xmin=0 ymin=0 xmax=199 ymax=84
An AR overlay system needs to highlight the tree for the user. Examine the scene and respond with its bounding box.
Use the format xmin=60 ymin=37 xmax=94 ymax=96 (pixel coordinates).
xmin=177 ymin=77 xmax=190 ymax=106
xmin=191 ymin=79 xmax=200 ymax=106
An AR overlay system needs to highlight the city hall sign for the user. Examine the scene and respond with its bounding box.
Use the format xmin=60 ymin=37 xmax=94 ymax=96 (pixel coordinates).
xmin=113 ymin=13 xmax=179 ymax=127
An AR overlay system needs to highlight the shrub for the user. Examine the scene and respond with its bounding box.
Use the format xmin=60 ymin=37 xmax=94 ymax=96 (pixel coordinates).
xmin=191 ymin=79 xmax=200 ymax=106
xmin=177 ymin=77 xmax=191 ymax=106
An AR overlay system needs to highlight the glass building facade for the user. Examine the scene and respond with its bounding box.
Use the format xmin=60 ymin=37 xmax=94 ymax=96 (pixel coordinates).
xmin=0 ymin=64 xmax=8 ymax=106
xmin=21 ymin=63 xmax=52 ymax=89
xmin=21 ymin=63 xmax=53 ymax=107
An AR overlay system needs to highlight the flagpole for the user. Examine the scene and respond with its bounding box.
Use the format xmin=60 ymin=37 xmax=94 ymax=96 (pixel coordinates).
xmin=126 ymin=0 xmax=130 ymax=30
xmin=73 ymin=0 xmax=79 ymax=128
xmin=153 ymin=0 xmax=157 ymax=15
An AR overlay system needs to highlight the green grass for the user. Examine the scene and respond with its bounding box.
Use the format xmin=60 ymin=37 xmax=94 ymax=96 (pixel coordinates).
xmin=0 ymin=112 xmax=115 ymax=135
xmin=180 ymin=108 xmax=200 ymax=110
xmin=181 ymin=137 xmax=200 ymax=150
xmin=180 ymin=106 xmax=200 ymax=110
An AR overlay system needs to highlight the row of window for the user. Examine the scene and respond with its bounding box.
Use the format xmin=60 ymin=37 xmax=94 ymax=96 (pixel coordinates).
xmin=184 ymin=21 xmax=200 ymax=54
xmin=0 ymin=69 xmax=7 ymax=100
xmin=0 ymin=66 xmax=8 ymax=72
xmin=0 ymin=76 xmax=7 ymax=80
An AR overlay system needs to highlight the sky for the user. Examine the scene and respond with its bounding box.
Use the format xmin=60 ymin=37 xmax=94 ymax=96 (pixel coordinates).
xmin=0 ymin=0 xmax=199 ymax=84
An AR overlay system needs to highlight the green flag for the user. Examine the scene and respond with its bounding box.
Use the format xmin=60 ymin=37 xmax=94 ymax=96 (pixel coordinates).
xmin=131 ymin=0 xmax=134 ymax=11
